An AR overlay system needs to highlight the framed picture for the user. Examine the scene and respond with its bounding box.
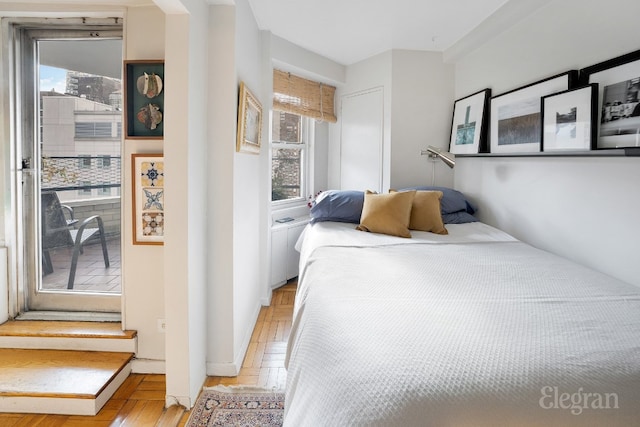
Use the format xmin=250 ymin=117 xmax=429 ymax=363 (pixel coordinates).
xmin=132 ymin=154 xmax=164 ymax=245
xmin=541 ymin=84 xmax=598 ymax=152
xmin=490 ymin=71 xmax=578 ymax=153
xmin=236 ymin=82 xmax=263 ymax=154
xmin=580 ymin=49 xmax=640 ymax=149
xmin=448 ymin=88 xmax=491 ymax=154
xmin=124 ymin=60 xmax=164 ymax=139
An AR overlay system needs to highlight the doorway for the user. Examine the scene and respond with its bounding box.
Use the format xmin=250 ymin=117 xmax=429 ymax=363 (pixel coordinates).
xmin=9 ymin=20 xmax=123 ymax=314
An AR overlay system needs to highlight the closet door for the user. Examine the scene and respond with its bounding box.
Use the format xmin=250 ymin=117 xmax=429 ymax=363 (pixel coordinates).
xmin=340 ymin=88 xmax=384 ymax=192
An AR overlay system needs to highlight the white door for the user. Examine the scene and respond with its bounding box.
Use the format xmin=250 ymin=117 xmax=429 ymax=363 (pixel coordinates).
xmin=11 ymin=22 xmax=123 ymax=313
xmin=340 ymin=88 xmax=384 ymax=192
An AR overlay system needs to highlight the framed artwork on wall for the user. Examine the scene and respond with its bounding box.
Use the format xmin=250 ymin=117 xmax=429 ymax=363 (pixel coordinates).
xmin=580 ymin=49 xmax=640 ymax=149
xmin=490 ymin=71 xmax=578 ymax=153
xmin=541 ymin=84 xmax=598 ymax=152
xmin=132 ymin=153 xmax=164 ymax=245
xmin=448 ymin=88 xmax=491 ymax=154
xmin=236 ymin=82 xmax=263 ymax=154
xmin=124 ymin=60 xmax=164 ymax=139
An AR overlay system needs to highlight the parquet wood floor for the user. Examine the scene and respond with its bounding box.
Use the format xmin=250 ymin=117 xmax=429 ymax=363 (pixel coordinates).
xmin=2 ymin=281 xmax=297 ymax=426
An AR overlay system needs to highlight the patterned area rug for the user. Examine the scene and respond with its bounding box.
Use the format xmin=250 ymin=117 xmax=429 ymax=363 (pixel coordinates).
xmin=186 ymin=386 xmax=285 ymax=426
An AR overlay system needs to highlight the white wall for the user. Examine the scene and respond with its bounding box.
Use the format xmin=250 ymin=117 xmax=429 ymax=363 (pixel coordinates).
xmin=390 ymin=50 xmax=453 ymax=189
xmin=233 ymin=0 xmax=264 ymax=371
xmin=206 ymin=4 xmax=237 ymax=375
xmin=161 ymin=0 xmax=209 ymax=407
xmin=122 ymin=5 xmax=167 ymax=371
xmin=329 ymin=49 xmax=455 ymax=192
xmin=450 ymin=0 xmax=640 ymax=287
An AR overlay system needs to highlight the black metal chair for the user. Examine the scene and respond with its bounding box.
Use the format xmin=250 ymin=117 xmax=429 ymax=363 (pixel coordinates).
xmin=41 ymin=191 xmax=110 ymax=289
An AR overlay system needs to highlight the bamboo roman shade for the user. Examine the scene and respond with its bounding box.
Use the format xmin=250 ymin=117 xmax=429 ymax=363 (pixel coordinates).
xmin=273 ymin=69 xmax=337 ymax=123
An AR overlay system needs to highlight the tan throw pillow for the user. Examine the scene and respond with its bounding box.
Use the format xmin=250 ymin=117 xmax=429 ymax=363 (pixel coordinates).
xmin=403 ymin=190 xmax=448 ymax=235
xmin=356 ymin=190 xmax=416 ymax=238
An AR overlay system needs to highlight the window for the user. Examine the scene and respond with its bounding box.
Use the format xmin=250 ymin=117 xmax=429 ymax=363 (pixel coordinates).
xmin=99 ymin=182 xmax=111 ymax=196
xmin=97 ymin=155 xmax=111 ymax=168
xmin=271 ymin=111 xmax=311 ymax=202
xmin=75 ymin=122 xmax=112 ymax=138
xmin=78 ymin=181 xmax=92 ymax=196
xmin=78 ymin=155 xmax=91 ymax=169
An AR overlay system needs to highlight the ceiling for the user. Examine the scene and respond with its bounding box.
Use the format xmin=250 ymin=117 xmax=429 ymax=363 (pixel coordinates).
xmin=248 ymin=0 xmax=512 ymax=65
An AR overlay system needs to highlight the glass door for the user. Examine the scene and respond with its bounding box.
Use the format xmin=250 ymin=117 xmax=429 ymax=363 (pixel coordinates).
xmin=15 ymin=23 xmax=123 ymax=313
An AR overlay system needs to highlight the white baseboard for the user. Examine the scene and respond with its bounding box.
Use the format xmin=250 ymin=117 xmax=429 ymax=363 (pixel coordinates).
xmin=131 ymin=358 xmax=166 ymax=374
xmin=206 ymin=361 xmax=239 ymax=377
xmin=206 ymin=301 xmax=262 ymax=377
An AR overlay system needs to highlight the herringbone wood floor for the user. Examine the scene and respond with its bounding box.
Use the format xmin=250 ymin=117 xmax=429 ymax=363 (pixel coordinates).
xmin=0 ymin=281 xmax=296 ymax=427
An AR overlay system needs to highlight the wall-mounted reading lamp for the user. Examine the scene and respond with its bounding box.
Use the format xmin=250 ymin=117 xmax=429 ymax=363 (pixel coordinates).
xmin=421 ymin=145 xmax=455 ymax=185
xmin=421 ymin=145 xmax=455 ymax=168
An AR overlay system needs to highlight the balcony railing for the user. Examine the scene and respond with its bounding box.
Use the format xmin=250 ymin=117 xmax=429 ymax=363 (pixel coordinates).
xmin=41 ymin=156 xmax=121 ymax=192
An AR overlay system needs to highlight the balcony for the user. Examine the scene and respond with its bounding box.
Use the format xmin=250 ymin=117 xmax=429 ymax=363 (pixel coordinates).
xmin=40 ymin=156 xmax=121 ymax=293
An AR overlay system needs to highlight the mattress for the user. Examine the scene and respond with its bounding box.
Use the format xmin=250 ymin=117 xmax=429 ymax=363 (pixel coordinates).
xmin=284 ymin=222 xmax=640 ymax=426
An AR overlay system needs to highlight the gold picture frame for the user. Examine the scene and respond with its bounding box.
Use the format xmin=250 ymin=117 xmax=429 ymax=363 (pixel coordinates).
xmin=236 ymin=82 xmax=263 ymax=154
xmin=131 ymin=153 xmax=164 ymax=245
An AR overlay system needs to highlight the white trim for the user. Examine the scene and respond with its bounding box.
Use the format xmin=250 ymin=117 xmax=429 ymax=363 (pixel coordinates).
xmin=166 ymin=394 xmax=192 ymax=409
xmin=131 ymin=358 xmax=166 ymax=374
xmin=206 ymin=301 xmax=262 ymax=377
xmin=0 ymin=336 xmax=136 ymax=353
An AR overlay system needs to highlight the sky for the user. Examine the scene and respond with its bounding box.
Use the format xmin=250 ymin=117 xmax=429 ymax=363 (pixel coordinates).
xmin=40 ymin=65 xmax=67 ymax=93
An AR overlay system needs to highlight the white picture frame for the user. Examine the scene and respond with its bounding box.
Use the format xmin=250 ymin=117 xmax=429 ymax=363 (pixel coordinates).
xmin=541 ymin=85 xmax=597 ymax=152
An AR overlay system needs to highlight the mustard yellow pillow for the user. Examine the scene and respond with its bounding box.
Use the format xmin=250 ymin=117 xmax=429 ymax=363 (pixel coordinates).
xmin=394 ymin=190 xmax=448 ymax=235
xmin=356 ymin=190 xmax=416 ymax=238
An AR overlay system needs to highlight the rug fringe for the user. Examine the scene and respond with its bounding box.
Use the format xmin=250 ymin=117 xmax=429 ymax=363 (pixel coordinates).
xmin=204 ymin=384 xmax=284 ymax=394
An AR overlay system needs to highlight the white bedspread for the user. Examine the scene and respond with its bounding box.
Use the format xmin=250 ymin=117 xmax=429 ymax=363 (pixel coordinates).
xmin=284 ymin=222 xmax=640 ymax=426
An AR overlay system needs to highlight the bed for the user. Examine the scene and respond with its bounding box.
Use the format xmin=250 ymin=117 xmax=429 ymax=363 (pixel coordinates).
xmin=283 ymin=195 xmax=640 ymax=426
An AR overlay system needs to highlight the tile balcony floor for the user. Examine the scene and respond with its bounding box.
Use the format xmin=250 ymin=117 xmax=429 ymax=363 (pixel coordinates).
xmin=42 ymin=237 xmax=121 ymax=293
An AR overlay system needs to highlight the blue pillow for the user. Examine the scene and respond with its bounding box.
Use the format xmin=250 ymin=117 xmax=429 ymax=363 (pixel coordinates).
xmin=441 ymin=211 xmax=478 ymax=224
xmin=310 ymin=190 xmax=364 ymax=224
xmin=399 ymin=186 xmax=477 ymax=215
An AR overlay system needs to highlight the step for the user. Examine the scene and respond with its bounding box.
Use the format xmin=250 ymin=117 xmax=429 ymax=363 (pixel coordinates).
xmin=0 ymin=320 xmax=137 ymax=353
xmin=0 ymin=348 xmax=133 ymax=415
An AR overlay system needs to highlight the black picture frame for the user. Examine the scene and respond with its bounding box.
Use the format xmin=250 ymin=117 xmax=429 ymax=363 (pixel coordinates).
xmin=124 ymin=60 xmax=164 ymax=139
xmin=580 ymin=49 xmax=640 ymax=149
xmin=448 ymin=88 xmax=491 ymax=154
xmin=541 ymin=84 xmax=598 ymax=152
xmin=490 ymin=70 xmax=578 ymax=153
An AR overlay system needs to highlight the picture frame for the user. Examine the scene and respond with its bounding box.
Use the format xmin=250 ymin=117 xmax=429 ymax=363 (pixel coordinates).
xmin=490 ymin=71 xmax=578 ymax=153
xmin=580 ymin=49 xmax=640 ymax=149
xmin=132 ymin=153 xmax=164 ymax=245
xmin=448 ymin=88 xmax=491 ymax=154
xmin=541 ymin=84 xmax=598 ymax=152
xmin=123 ymin=60 xmax=164 ymax=139
xmin=236 ymin=82 xmax=263 ymax=154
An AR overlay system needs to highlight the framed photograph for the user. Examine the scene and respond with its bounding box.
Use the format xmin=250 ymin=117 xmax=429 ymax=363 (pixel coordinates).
xmin=449 ymin=88 xmax=491 ymax=154
xmin=236 ymin=82 xmax=263 ymax=154
xmin=490 ymin=71 xmax=578 ymax=153
xmin=132 ymin=154 xmax=164 ymax=245
xmin=580 ymin=49 xmax=640 ymax=149
xmin=541 ymin=84 xmax=598 ymax=152
xmin=124 ymin=60 xmax=164 ymax=139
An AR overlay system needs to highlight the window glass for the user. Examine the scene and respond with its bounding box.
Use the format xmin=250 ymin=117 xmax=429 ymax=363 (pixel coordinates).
xmin=272 ymin=111 xmax=308 ymax=202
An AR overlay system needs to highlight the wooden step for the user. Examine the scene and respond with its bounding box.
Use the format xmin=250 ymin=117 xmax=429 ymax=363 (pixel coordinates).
xmin=0 ymin=320 xmax=137 ymax=353
xmin=0 ymin=349 xmax=133 ymax=415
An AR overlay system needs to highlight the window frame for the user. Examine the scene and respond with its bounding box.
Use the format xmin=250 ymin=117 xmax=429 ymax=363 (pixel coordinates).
xmin=271 ymin=110 xmax=314 ymax=209
xmin=78 ymin=154 xmax=91 ymax=169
